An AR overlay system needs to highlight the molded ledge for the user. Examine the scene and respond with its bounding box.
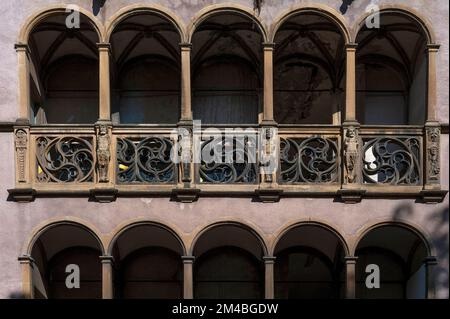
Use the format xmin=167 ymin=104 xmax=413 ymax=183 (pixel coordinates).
xmin=89 ymin=188 xmax=118 ymax=203
xmin=338 ymin=189 xmax=366 ymax=204
xmin=420 ymin=189 xmax=448 ymax=204
xmin=255 ymin=188 xmax=283 ymax=203
xmin=7 ymin=188 xmax=36 ymax=202
xmin=172 ymin=188 xmax=201 ymax=203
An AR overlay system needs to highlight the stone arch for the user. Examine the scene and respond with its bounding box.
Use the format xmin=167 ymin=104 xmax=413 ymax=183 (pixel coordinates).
xmin=270 ymin=4 xmax=351 ymax=44
xmin=352 ymin=5 xmax=436 ymax=45
xmin=18 ymin=5 xmax=105 ymax=44
xmin=187 ymin=3 xmax=269 ymax=43
xmin=105 ymin=3 xmax=186 ymax=43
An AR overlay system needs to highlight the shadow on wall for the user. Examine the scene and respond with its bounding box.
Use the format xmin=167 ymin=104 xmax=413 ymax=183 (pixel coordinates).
xmin=9 ymin=291 xmax=25 ymax=299
xmin=92 ymin=0 xmax=106 ymax=16
xmin=392 ymin=202 xmax=449 ymax=298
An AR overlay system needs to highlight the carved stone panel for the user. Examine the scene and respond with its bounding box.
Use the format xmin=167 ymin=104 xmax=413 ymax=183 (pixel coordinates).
xmin=97 ymin=125 xmax=111 ymax=183
xmin=15 ymin=129 xmax=28 ymax=183
xmin=343 ymin=126 xmax=360 ymax=184
xmin=426 ymin=126 xmax=440 ymax=185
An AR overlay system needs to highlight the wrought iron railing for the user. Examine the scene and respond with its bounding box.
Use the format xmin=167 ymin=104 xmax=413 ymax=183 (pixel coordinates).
xmin=9 ymin=124 xmax=441 ymax=202
xmin=359 ymin=127 xmax=423 ymax=186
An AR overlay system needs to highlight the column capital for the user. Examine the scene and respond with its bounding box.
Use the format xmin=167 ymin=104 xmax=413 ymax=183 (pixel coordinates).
xmin=263 ymin=256 xmax=276 ymax=264
xmin=97 ymin=43 xmax=111 ymax=51
xmin=263 ymin=42 xmax=275 ymax=50
xmin=344 ymin=256 xmax=358 ymax=264
xmin=18 ymin=255 xmax=35 ymax=264
xmin=182 ymin=255 xmax=195 ymax=263
xmin=15 ymin=43 xmax=30 ymax=53
xmin=425 ymin=120 xmax=441 ymax=128
xmin=179 ymin=43 xmax=192 ymax=50
xmin=345 ymin=43 xmax=358 ymax=50
xmin=427 ymin=44 xmax=440 ymax=52
xmin=424 ymin=256 xmax=438 ymax=266
xmin=100 ymin=255 xmax=115 ymax=264
xmin=342 ymin=120 xmax=360 ymax=127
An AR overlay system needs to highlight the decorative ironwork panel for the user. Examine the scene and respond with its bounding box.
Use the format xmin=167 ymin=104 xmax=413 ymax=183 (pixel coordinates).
xmin=279 ymin=136 xmax=339 ymax=183
xmin=199 ymin=136 xmax=258 ymax=184
xmin=116 ymin=137 xmax=176 ymax=183
xmin=362 ymin=137 xmax=421 ymax=185
xmin=36 ymin=136 xmax=94 ymax=183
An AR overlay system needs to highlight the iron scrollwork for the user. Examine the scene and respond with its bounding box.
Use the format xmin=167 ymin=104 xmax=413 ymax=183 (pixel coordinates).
xmin=199 ymin=136 xmax=258 ymax=184
xmin=279 ymin=137 xmax=339 ymax=183
xmin=116 ymin=137 xmax=176 ymax=183
xmin=362 ymin=137 xmax=421 ymax=185
xmin=36 ymin=136 xmax=94 ymax=183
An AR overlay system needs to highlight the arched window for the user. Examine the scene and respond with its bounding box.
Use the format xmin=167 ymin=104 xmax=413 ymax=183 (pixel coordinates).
xmin=30 ymin=224 xmax=103 ymax=299
xmin=111 ymin=224 xmax=184 ymax=299
xmin=273 ymin=12 xmax=346 ymax=124
xmin=193 ymin=224 xmax=265 ymax=298
xmin=110 ymin=13 xmax=182 ymax=124
xmin=191 ymin=13 xmax=264 ymax=124
xmin=355 ymin=225 xmax=429 ymax=299
xmin=274 ymin=225 xmax=346 ymax=299
xmin=356 ymin=13 xmax=428 ymax=125
xmin=28 ymin=13 xmax=100 ymax=124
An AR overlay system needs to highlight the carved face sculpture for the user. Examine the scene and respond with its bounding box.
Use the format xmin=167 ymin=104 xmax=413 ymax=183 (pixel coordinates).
xmin=100 ymin=126 xmax=108 ymax=135
xmin=347 ymin=128 xmax=356 ymax=138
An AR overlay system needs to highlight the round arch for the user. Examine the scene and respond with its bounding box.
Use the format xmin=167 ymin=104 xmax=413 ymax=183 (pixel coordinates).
xmin=18 ymin=5 xmax=105 ymax=44
xmin=187 ymin=3 xmax=269 ymax=43
xmin=105 ymin=4 xmax=186 ymax=43
xmin=270 ymin=4 xmax=351 ymax=44
xmin=271 ymin=220 xmax=350 ymax=257
xmin=352 ymin=220 xmax=434 ymax=257
xmin=189 ymin=221 xmax=269 ymax=257
xmin=24 ymin=218 xmax=105 ymax=256
xmin=106 ymin=220 xmax=187 ymax=256
xmin=352 ymin=5 xmax=436 ymax=44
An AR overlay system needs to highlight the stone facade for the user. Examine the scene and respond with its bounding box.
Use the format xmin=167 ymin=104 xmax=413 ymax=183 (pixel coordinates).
xmin=0 ymin=0 xmax=448 ymax=299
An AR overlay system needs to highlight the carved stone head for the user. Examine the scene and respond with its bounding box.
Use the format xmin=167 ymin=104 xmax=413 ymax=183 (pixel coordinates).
xmin=99 ymin=125 xmax=108 ymax=135
xmin=346 ymin=127 xmax=356 ymax=139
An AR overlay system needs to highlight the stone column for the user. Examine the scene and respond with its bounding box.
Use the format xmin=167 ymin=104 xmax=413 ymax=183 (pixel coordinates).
xmin=263 ymin=256 xmax=276 ymax=299
xmin=18 ymin=255 xmax=34 ymax=299
xmin=421 ymin=44 xmax=445 ymax=202
xmin=262 ymin=43 xmax=275 ymax=124
xmin=15 ymin=44 xmax=30 ymax=121
xmin=98 ymin=43 xmax=111 ymax=122
xmin=426 ymin=44 xmax=440 ymax=122
xmin=100 ymin=255 xmax=114 ymax=299
xmin=425 ymin=256 xmax=438 ymax=299
xmin=344 ymin=256 xmax=358 ymax=299
xmin=344 ymin=44 xmax=358 ymax=123
xmin=182 ymin=256 xmax=195 ymax=299
xmin=180 ymin=44 xmax=193 ymax=122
